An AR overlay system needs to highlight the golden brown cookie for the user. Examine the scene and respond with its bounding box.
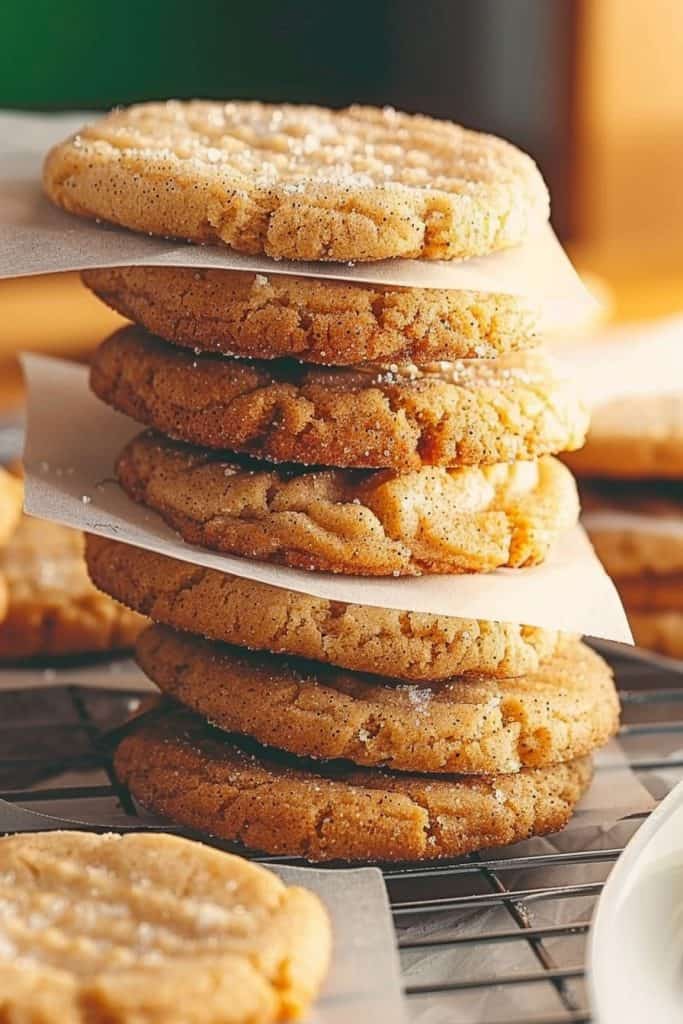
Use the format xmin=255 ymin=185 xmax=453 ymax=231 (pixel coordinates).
xmin=44 ymin=101 xmax=549 ymax=262
xmin=628 ymin=611 xmax=683 ymax=659
xmin=616 ymin=574 xmax=683 ymax=612
xmin=85 ymin=535 xmax=561 ymax=680
xmin=581 ymin=480 xmax=683 ymax=577
xmin=115 ymin=705 xmax=593 ymax=862
xmin=137 ymin=626 xmax=618 ymax=775
xmin=0 ymin=513 xmax=145 ymax=660
xmin=0 ymin=831 xmax=330 ymax=1024
xmin=82 ymin=266 xmax=539 ymax=365
xmin=92 ymin=329 xmax=588 ymax=471
xmin=116 ymin=432 xmax=579 ymax=576
xmin=0 ymin=467 xmax=23 ymax=548
xmin=565 ymin=394 xmax=683 ymax=479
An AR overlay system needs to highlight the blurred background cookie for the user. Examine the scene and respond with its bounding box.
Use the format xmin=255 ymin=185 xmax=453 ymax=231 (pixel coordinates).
xmin=0 ymin=479 xmax=145 ymax=660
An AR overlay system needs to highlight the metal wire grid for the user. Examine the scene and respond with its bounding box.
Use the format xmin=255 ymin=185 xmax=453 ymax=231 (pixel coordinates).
xmin=0 ymin=647 xmax=681 ymax=1024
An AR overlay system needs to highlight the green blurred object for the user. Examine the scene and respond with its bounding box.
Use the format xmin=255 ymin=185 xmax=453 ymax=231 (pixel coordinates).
xmin=1 ymin=0 xmax=390 ymax=109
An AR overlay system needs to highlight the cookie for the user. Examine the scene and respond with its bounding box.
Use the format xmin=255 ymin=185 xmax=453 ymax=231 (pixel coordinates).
xmin=115 ymin=704 xmax=592 ymax=862
xmin=137 ymin=626 xmax=618 ymax=775
xmin=85 ymin=535 xmax=561 ymax=680
xmin=616 ymin=574 xmax=683 ymax=612
xmin=0 ymin=513 xmax=145 ymax=659
xmin=628 ymin=611 xmax=683 ymax=659
xmin=0 ymin=830 xmax=330 ymax=1023
xmin=565 ymin=394 xmax=683 ymax=479
xmin=82 ymin=266 xmax=539 ymax=365
xmin=44 ymin=101 xmax=549 ymax=262
xmin=0 ymin=466 xmax=23 ymax=548
xmin=92 ymin=328 xmax=588 ymax=470
xmin=581 ymin=480 xmax=683 ymax=577
xmin=116 ymin=432 xmax=579 ymax=575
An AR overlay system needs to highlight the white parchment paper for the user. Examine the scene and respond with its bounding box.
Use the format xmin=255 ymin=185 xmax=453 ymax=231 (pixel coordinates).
xmin=0 ymin=110 xmax=595 ymax=331
xmin=21 ymin=354 xmax=632 ymax=641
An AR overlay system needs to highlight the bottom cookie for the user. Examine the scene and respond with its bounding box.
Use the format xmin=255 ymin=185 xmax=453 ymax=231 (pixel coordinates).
xmin=115 ymin=704 xmax=593 ymax=863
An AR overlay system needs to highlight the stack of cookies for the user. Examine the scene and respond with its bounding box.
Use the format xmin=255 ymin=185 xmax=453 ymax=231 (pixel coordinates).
xmin=567 ymin=395 xmax=683 ymax=659
xmin=43 ymin=100 xmax=620 ymax=860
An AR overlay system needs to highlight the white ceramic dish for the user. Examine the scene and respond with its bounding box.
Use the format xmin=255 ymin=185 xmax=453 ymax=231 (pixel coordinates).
xmin=589 ymin=777 xmax=683 ymax=1022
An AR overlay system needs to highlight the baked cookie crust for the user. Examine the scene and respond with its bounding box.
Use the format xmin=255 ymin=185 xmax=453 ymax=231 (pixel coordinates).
xmin=115 ymin=432 xmax=579 ymax=575
xmin=44 ymin=101 xmax=549 ymax=262
xmin=115 ymin=704 xmax=593 ymax=862
xmin=91 ymin=328 xmax=588 ymax=470
xmin=85 ymin=535 xmax=561 ymax=680
xmin=0 ymin=830 xmax=330 ymax=1023
xmin=82 ymin=266 xmax=539 ymax=365
xmin=136 ymin=626 xmax=618 ymax=775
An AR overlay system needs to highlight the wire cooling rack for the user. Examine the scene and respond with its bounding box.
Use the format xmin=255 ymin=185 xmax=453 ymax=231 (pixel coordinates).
xmin=0 ymin=645 xmax=681 ymax=1024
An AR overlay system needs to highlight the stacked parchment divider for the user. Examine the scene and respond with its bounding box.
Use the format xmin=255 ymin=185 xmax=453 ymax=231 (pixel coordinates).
xmin=44 ymin=100 xmax=621 ymax=861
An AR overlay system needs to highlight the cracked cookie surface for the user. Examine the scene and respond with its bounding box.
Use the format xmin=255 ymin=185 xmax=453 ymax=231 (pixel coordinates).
xmin=115 ymin=432 xmax=579 ymax=576
xmin=44 ymin=101 xmax=549 ymax=262
xmin=0 ymin=513 xmax=145 ymax=660
xmin=137 ymin=626 xmax=618 ymax=775
xmin=0 ymin=830 xmax=330 ymax=1024
xmin=115 ymin=704 xmax=593 ymax=862
xmin=85 ymin=535 xmax=560 ymax=680
xmin=92 ymin=328 xmax=588 ymax=471
xmin=82 ymin=266 xmax=539 ymax=365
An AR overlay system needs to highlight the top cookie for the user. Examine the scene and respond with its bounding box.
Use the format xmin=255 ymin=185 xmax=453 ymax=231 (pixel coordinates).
xmin=43 ymin=101 xmax=549 ymax=262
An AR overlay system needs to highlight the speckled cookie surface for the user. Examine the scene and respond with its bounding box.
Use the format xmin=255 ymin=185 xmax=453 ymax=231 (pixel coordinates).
xmin=115 ymin=705 xmax=592 ymax=862
xmin=0 ymin=830 xmax=330 ymax=1024
xmin=628 ymin=611 xmax=683 ymax=659
xmin=82 ymin=266 xmax=539 ymax=365
xmin=0 ymin=467 xmax=23 ymax=549
xmin=92 ymin=329 xmax=588 ymax=471
xmin=137 ymin=626 xmax=618 ymax=775
xmin=565 ymin=394 xmax=683 ymax=479
xmin=85 ymin=535 xmax=561 ymax=681
xmin=116 ymin=432 xmax=579 ymax=576
xmin=0 ymin=514 xmax=145 ymax=660
xmin=44 ymin=100 xmax=549 ymax=262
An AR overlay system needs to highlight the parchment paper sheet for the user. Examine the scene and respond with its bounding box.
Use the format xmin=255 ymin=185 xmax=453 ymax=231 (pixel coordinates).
xmin=21 ymin=354 xmax=632 ymax=641
xmin=0 ymin=110 xmax=595 ymax=331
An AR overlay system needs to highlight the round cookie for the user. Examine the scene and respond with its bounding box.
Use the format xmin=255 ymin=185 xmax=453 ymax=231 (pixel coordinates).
xmin=0 ymin=467 xmax=23 ymax=548
xmin=85 ymin=535 xmax=561 ymax=681
xmin=44 ymin=101 xmax=549 ymax=262
xmin=92 ymin=329 xmax=588 ymax=471
xmin=565 ymin=394 xmax=683 ymax=479
xmin=116 ymin=432 xmax=579 ymax=576
xmin=581 ymin=480 xmax=683 ymax=577
xmin=0 ymin=830 xmax=330 ymax=1023
xmin=82 ymin=266 xmax=539 ymax=365
xmin=0 ymin=513 xmax=145 ymax=660
xmin=629 ymin=611 xmax=683 ymax=660
xmin=137 ymin=626 xmax=618 ymax=775
xmin=616 ymin=574 xmax=683 ymax=612
xmin=115 ymin=704 xmax=593 ymax=862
